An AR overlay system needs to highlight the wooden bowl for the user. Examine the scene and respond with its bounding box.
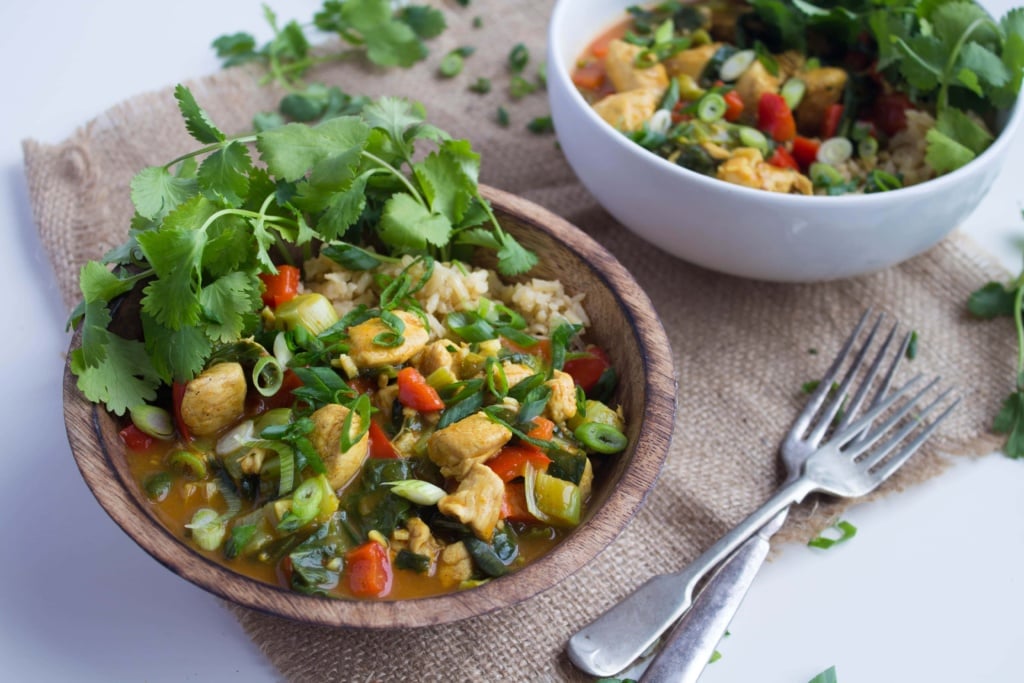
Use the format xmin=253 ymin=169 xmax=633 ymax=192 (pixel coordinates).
xmin=63 ymin=185 xmax=677 ymax=628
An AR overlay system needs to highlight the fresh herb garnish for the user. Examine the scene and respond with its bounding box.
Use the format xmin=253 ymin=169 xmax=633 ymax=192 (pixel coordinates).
xmin=807 ymin=520 xmax=858 ymax=549
xmin=526 ymin=116 xmax=554 ymax=134
xmin=469 ymin=77 xmax=492 ymax=94
xmin=68 ymin=86 xmax=537 ymax=415
xmin=969 ymin=261 xmax=1024 ymax=458
xmin=807 ymin=665 xmax=838 ymax=683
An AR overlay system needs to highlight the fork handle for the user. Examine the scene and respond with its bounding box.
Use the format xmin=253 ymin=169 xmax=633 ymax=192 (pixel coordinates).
xmin=567 ymin=478 xmax=815 ymax=677
xmin=639 ymin=526 xmax=772 ymax=683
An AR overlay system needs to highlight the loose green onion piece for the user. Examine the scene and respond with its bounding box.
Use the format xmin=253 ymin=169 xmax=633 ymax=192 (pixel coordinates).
xmin=185 ymin=508 xmax=227 ymax=551
xmin=472 ymin=16 xmax=483 ymax=28
xmin=858 ymin=136 xmax=879 ymax=160
xmin=658 ymin=76 xmax=680 ymax=112
xmin=809 ymin=162 xmax=844 ymax=187
xmin=273 ymin=331 xmax=292 ymax=368
xmin=865 ymin=169 xmax=903 ymax=193
xmin=216 ymin=420 xmax=255 ymax=456
xmin=252 ymin=356 xmax=284 ymax=397
xmin=804 ymin=57 xmax=821 ymax=71
xmin=395 ymin=549 xmax=431 ymax=572
xmin=275 ymin=293 xmax=340 ymax=336
xmin=508 ymin=43 xmax=529 ymax=73
xmin=384 ymin=479 xmax=447 ymax=505
xmin=574 ymin=421 xmax=628 ymax=454
xmin=276 ymin=442 xmax=296 ymax=496
xmin=807 ymin=520 xmax=858 ymax=549
xmin=497 ymin=106 xmax=510 ymax=127
xmin=426 ymin=366 xmax=458 ymax=389
xmin=906 ymin=331 xmax=919 ymax=360
xmin=509 ymin=75 xmax=536 ymax=99
xmin=216 ymin=470 xmax=242 ymax=522
xmin=817 ymin=137 xmax=853 ymax=165
xmin=527 ymin=116 xmax=554 ymax=134
xmin=653 ymin=18 xmax=674 ymax=45
xmin=780 ymin=77 xmax=806 ymax=110
xmin=525 ymin=465 xmax=582 ymax=527
xmin=290 ymin=478 xmax=324 ymax=523
xmin=737 ymin=126 xmax=768 ymax=155
xmin=697 ymin=93 xmax=727 ymax=123
xmin=807 ymin=666 xmax=838 ymax=683
xmin=144 ymin=472 xmax=173 ymax=501
xmin=719 ymin=49 xmax=755 ymax=81
xmin=255 ymin=408 xmax=292 ymax=435
xmin=469 ymin=77 xmax=491 ymax=94
xmin=648 ymin=109 xmax=672 ymax=136
xmin=130 ymin=405 xmax=174 ymax=440
xmin=338 ymin=394 xmax=372 ymax=452
xmin=169 ymin=449 xmax=208 ymax=479
xmin=439 ymin=51 xmax=464 ymax=78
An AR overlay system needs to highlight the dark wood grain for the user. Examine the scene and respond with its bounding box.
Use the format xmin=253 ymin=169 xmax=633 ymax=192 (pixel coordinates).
xmin=63 ymin=185 xmax=677 ymax=628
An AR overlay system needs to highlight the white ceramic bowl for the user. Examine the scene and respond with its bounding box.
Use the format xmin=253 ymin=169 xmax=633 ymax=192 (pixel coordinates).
xmin=548 ymin=0 xmax=1024 ymax=282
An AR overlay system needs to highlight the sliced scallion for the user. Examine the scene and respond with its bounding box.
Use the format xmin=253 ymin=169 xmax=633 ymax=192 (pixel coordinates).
xmin=185 ymin=508 xmax=227 ymax=551
xmin=273 ymin=331 xmax=292 ymax=368
xmin=130 ymin=405 xmax=174 ymax=440
xmin=252 ymin=356 xmax=284 ymax=397
xmin=817 ymin=137 xmax=853 ymax=165
xmin=290 ymin=478 xmax=324 ymax=523
xmin=216 ymin=420 xmax=255 ymax=456
xmin=384 ymin=479 xmax=447 ymax=505
xmin=696 ymin=93 xmax=727 ymax=123
xmin=719 ymin=49 xmax=755 ymax=81
xmin=858 ymin=136 xmax=879 ymax=160
xmin=737 ymin=126 xmax=769 ymax=155
xmin=780 ymin=77 xmax=806 ymax=110
xmin=144 ymin=472 xmax=172 ymax=501
xmin=648 ymin=109 xmax=673 ymax=136
xmin=574 ymin=421 xmax=628 ymax=454
xmin=809 ymin=162 xmax=845 ymax=187
xmin=169 ymin=449 xmax=208 ymax=479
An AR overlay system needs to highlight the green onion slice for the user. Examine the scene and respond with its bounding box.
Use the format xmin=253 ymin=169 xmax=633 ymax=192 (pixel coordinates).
xmin=273 ymin=331 xmax=292 ymax=368
xmin=574 ymin=422 xmax=628 ymax=454
xmin=817 ymin=137 xmax=853 ymax=165
xmin=807 ymin=520 xmax=858 ymax=549
xmin=290 ymin=478 xmax=324 ymax=523
xmin=169 ymin=449 xmax=208 ymax=479
xmin=719 ymin=49 xmax=755 ymax=81
xmin=858 ymin=136 xmax=879 ymax=160
xmin=737 ymin=126 xmax=769 ymax=156
xmin=185 ymin=508 xmax=227 ymax=551
xmin=144 ymin=472 xmax=172 ymax=501
xmin=780 ymin=78 xmax=806 ymax=110
xmin=696 ymin=93 xmax=727 ymax=123
xmin=130 ymin=405 xmax=174 ymax=440
xmin=384 ymin=479 xmax=447 ymax=506
xmin=253 ymin=356 xmax=284 ymax=397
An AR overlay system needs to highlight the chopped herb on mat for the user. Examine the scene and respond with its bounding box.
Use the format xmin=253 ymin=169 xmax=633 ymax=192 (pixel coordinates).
xmin=509 ymin=75 xmax=537 ymax=99
xmin=497 ymin=106 xmax=510 ymax=127
xmin=508 ymin=42 xmax=529 ymax=73
xmin=968 ymin=260 xmax=1024 ymax=458
xmin=808 ymin=665 xmax=838 ymax=683
xmin=473 ymin=16 xmax=483 ymax=28
xmin=469 ymin=77 xmax=491 ymax=94
xmin=905 ymin=330 xmax=919 ymax=360
xmin=808 ymin=520 xmax=858 ymax=549
xmin=526 ymin=116 xmax=554 ymax=134
xmin=439 ymin=51 xmax=464 ymax=77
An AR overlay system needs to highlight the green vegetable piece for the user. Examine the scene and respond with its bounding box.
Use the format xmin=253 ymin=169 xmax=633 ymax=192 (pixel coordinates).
xmin=526 ymin=466 xmax=582 ymax=527
xmin=508 ymin=42 xmax=529 ymax=73
xmin=527 ymin=116 xmax=554 ymax=134
xmin=290 ymin=478 xmax=325 ymax=524
xmin=574 ymin=422 xmax=627 ymax=454
xmin=807 ymin=520 xmax=858 ymax=549
xmin=568 ymin=400 xmax=624 ymax=432
xmin=905 ymin=331 xmax=919 ymax=360
xmin=186 ymin=508 xmax=227 ymax=551
xmin=395 ymin=548 xmax=431 ymax=572
xmin=169 ymin=450 xmax=208 ymax=479
xmin=144 ymin=472 xmax=173 ymax=501
xmin=696 ymin=93 xmax=726 ymax=122
xmin=274 ymin=293 xmax=340 ymax=336
xmin=807 ymin=665 xmax=838 ymax=683
xmin=384 ymin=479 xmax=446 ymax=505
xmin=439 ymin=51 xmax=465 ymax=78
xmin=463 ymin=536 xmax=510 ymax=577
xmin=469 ymin=77 xmax=491 ymax=94
xmin=497 ymin=106 xmax=510 ymax=127
xmin=130 ymin=404 xmax=174 ymax=440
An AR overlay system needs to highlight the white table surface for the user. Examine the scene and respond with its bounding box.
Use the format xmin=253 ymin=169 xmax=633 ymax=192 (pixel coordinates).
xmin=2 ymin=2 xmax=1023 ymax=681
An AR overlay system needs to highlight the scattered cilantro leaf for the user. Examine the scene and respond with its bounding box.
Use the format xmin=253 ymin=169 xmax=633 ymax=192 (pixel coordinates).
xmin=807 ymin=666 xmax=838 ymax=683
xmin=174 ymin=84 xmax=224 ymax=144
xmin=469 ymin=77 xmax=491 ymax=94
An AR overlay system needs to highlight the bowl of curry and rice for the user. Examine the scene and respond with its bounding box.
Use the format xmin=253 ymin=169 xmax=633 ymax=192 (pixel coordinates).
xmin=548 ymin=0 xmax=1024 ymax=281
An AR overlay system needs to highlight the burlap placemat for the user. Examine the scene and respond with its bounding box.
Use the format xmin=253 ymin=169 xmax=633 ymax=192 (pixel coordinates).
xmin=23 ymin=1 xmax=1016 ymax=680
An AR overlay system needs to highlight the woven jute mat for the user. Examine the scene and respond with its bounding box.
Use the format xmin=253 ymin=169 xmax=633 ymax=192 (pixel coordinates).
xmin=23 ymin=1 xmax=1016 ymax=680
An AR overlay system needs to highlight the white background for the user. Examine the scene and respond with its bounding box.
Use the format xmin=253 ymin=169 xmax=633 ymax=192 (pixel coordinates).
xmin=1 ymin=1 xmax=1022 ymax=681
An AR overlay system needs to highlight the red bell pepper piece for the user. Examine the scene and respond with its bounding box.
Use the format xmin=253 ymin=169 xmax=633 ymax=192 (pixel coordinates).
xmin=501 ymin=482 xmax=540 ymax=523
xmin=367 ymin=419 xmax=399 ymax=459
xmin=791 ymin=136 xmax=821 ymax=170
xmin=768 ymin=146 xmax=799 ymax=170
xmin=346 ymin=541 xmax=392 ymax=598
xmin=572 ymin=62 xmax=606 ymax=91
xmin=119 ymin=424 xmax=153 ymax=451
xmin=821 ymin=103 xmax=844 ymax=139
xmin=526 ymin=416 xmax=554 ymax=444
xmin=501 ymin=336 xmax=552 ymax=364
xmin=396 ymin=367 xmax=445 ymax=412
xmin=757 ymin=93 xmax=796 ymax=142
xmin=487 ymin=444 xmax=553 ymax=483
xmin=259 ymin=265 xmax=301 ymax=308
xmin=871 ymin=92 xmax=912 ymax=136
xmin=723 ymin=90 xmax=744 ymax=122
xmin=263 ymin=369 xmax=304 ymax=410
xmin=563 ymin=345 xmax=611 ymax=395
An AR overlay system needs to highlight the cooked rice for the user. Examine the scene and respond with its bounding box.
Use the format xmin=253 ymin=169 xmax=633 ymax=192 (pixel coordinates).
xmin=304 ymin=254 xmax=590 ymax=341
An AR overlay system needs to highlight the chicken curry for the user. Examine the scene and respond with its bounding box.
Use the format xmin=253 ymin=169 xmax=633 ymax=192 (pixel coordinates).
xmin=572 ymin=1 xmax=1005 ymax=195
xmin=121 ymin=260 xmax=627 ymax=600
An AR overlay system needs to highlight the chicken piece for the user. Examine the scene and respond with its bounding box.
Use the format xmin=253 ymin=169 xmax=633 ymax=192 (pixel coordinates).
xmin=775 ymin=50 xmax=806 ymax=79
xmin=437 ymin=541 xmax=473 ymax=588
xmin=544 ymin=369 xmax=578 ymax=424
xmin=391 ymin=517 xmax=442 ymax=573
xmin=347 ymin=310 xmax=429 ymax=369
xmin=309 ymin=403 xmax=369 ymax=490
xmin=427 ymin=412 xmax=512 ymax=479
xmin=663 ymin=43 xmax=720 ymax=80
xmin=502 ymin=362 xmax=535 ymax=390
xmin=373 ymin=384 xmax=399 ymax=425
xmin=795 ymin=67 xmax=847 ymax=135
xmin=592 ymin=89 xmax=660 ymax=133
xmin=604 ymin=39 xmax=669 ymax=92
xmin=716 ymin=148 xmax=812 ymax=195
xmin=438 ymin=463 xmax=505 ymax=541
xmin=734 ymin=60 xmax=781 ymax=123
xmin=179 ymin=362 xmax=247 ymax=436
xmin=416 ymin=340 xmax=456 ymax=379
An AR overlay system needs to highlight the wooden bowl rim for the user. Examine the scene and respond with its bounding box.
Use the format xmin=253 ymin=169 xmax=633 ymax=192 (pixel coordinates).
xmin=63 ymin=184 xmax=677 ymax=628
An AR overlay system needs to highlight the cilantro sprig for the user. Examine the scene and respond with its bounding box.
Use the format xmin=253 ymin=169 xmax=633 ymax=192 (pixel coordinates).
xmin=70 ymin=86 xmax=537 ymax=416
xmin=968 ymin=260 xmax=1024 ymax=459
xmin=745 ymin=0 xmax=1024 ymax=174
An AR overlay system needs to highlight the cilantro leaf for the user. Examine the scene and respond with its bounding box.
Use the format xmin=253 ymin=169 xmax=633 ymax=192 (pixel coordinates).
xmin=197 ymin=141 xmax=253 ymax=207
xmin=994 ymin=391 xmax=1024 ymax=458
xmin=174 ymin=84 xmax=225 ymax=144
xmin=211 ymin=32 xmax=260 ymax=67
xmin=319 ymin=174 xmax=369 ymax=240
xmin=380 ymin=193 xmax=452 ymax=250
xmin=495 ymin=231 xmax=539 ymax=276
xmin=75 ymin=262 xmax=139 ymax=366
xmin=141 ymin=313 xmax=213 ymax=383
xmin=399 ymin=5 xmax=447 ymax=39
xmin=935 ymin=107 xmax=994 ymax=155
xmin=362 ymin=97 xmax=426 ymax=153
xmin=70 ymin=335 xmax=160 ymax=415
xmin=413 ymin=143 xmax=478 ymax=225
xmin=257 ymin=117 xmax=370 ymax=182
xmin=130 ymin=166 xmax=198 ymax=221
xmin=199 ymin=272 xmax=262 ymax=343
xmin=925 ymin=127 xmax=975 ymax=173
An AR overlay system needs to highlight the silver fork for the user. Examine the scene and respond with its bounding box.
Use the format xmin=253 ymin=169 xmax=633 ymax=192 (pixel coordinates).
xmin=567 ymin=313 xmax=959 ymax=678
xmin=636 ymin=312 xmax=909 ymax=682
